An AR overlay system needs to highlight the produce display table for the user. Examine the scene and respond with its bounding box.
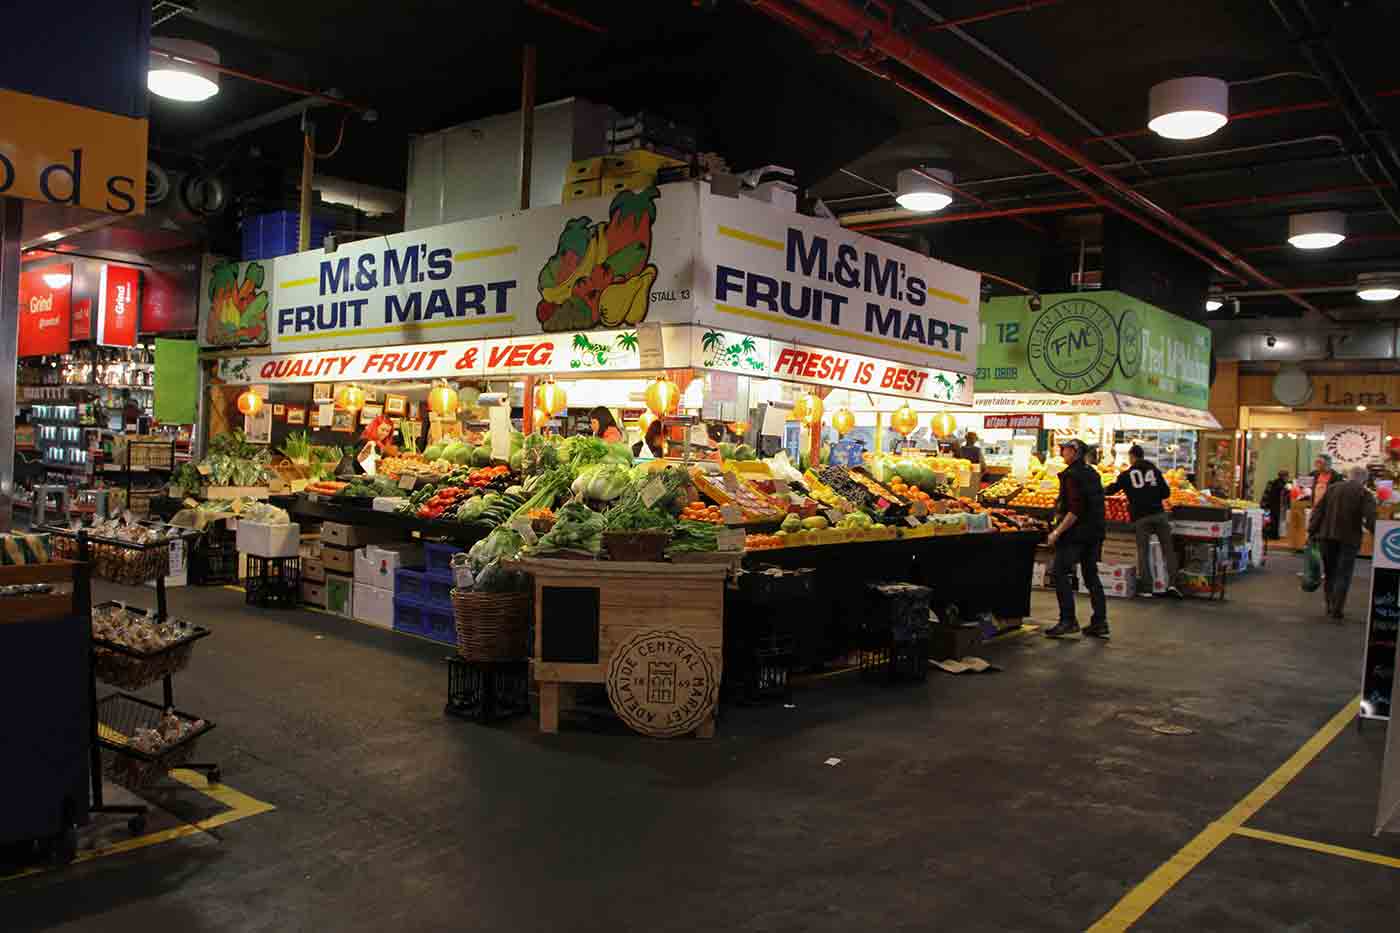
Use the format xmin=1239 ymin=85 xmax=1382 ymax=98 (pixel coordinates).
xmin=742 ymin=531 xmax=1041 ymax=637
xmin=519 ymin=558 xmax=729 ymax=739
xmin=282 ymin=494 xmax=492 ymax=548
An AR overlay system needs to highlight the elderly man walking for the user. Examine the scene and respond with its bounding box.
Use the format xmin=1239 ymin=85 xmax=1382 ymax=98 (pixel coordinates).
xmin=1307 ymin=465 xmax=1377 ymax=621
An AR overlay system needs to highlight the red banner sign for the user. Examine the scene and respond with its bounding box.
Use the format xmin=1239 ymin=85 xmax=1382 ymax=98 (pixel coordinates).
xmin=140 ymin=265 xmax=195 ymax=332
xmin=72 ymin=298 xmax=93 ymax=341
xmin=983 ymin=414 xmax=1044 ymax=430
xmin=97 ymin=264 xmax=140 ymax=346
xmin=17 ymin=266 xmax=72 ymax=356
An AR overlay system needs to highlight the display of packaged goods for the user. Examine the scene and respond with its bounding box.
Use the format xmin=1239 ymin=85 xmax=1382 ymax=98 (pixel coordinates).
xmin=689 ymin=468 xmax=786 ymax=522
xmin=91 ymin=602 xmax=209 ymax=689
xmin=1 ymin=532 xmax=51 ymax=564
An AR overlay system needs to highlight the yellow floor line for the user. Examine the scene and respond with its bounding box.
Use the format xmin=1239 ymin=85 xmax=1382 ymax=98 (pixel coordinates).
xmin=1086 ymin=696 xmax=1359 ymax=932
xmin=0 ymin=769 xmax=274 ymax=883
xmin=1233 ymin=826 xmax=1400 ymax=870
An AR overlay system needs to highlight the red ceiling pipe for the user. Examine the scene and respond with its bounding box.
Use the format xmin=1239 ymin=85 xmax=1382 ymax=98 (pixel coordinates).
xmin=781 ymin=0 xmax=1329 ymax=315
xmin=848 ymin=199 xmax=1095 ymax=232
xmin=148 ymin=48 xmax=371 ymax=112
xmin=1083 ymin=90 xmax=1400 ymax=147
xmin=1181 ymin=183 xmax=1394 ymax=213
xmin=525 ymin=0 xmax=607 ymax=34
xmin=914 ymin=0 xmax=1063 ymax=34
xmin=747 ymin=0 xmax=1249 ymax=283
xmin=912 ymin=167 xmax=1048 ymax=234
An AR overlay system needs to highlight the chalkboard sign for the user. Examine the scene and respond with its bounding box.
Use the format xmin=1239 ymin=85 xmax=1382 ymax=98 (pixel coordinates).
xmin=1363 ymin=567 xmax=1399 ymax=720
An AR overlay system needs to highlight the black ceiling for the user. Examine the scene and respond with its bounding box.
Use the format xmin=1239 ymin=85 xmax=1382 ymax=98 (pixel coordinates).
xmin=142 ymin=0 xmax=1400 ymax=322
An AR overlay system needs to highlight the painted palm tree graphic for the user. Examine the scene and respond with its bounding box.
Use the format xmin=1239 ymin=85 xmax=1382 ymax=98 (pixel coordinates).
xmin=570 ymin=331 xmax=640 ymax=368
xmin=702 ymin=330 xmax=764 ymax=371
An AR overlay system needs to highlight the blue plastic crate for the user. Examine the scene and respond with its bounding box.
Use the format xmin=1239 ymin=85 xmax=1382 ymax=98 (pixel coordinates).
xmin=393 ymin=595 xmax=426 ymax=637
xmin=241 ymin=210 xmax=332 ymax=260
xmin=395 ymin=568 xmax=427 ymax=600
xmin=422 ymin=605 xmax=455 ymax=646
xmin=424 ymin=543 xmax=462 ymax=575
xmin=424 ymin=572 xmax=454 ymax=607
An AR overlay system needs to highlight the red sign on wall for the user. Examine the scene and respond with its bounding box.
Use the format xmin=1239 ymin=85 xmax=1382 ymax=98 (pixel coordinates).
xmin=72 ymin=298 xmax=93 ymax=341
xmin=97 ymin=264 xmax=140 ymax=347
xmin=17 ymin=265 xmax=72 ymax=356
xmin=983 ymin=414 xmax=1044 ymax=430
xmin=140 ymin=265 xmax=194 ymax=332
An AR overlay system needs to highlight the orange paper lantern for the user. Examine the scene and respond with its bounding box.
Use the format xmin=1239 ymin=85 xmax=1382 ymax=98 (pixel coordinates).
xmin=236 ymin=389 xmax=263 ymax=417
xmin=645 ymin=377 xmax=680 ymax=417
xmin=533 ymin=407 xmax=550 ymax=427
xmin=930 ymin=412 xmax=957 ymax=438
xmin=832 ymin=408 xmax=856 ymax=436
xmin=727 ymin=421 xmax=750 ymax=436
xmin=890 ymin=404 xmax=919 ymax=437
xmin=537 ymin=380 xmax=568 ymax=417
xmin=792 ymin=393 xmax=823 ymax=426
xmin=336 ymin=383 xmax=366 ymax=413
xmin=428 ymin=380 xmax=459 ymax=417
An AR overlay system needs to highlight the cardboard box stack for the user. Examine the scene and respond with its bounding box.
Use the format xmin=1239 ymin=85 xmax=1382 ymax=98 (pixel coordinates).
xmin=563 ymin=148 xmax=687 ymax=204
xmin=317 ymin=522 xmax=401 ymax=621
xmin=353 ymin=541 xmax=425 ymax=631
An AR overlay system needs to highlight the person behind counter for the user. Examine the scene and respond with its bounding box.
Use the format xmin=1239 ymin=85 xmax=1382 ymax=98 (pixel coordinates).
xmin=1309 ymin=454 xmax=1344 ymax=502
xmin=588 ymin=406 xmax=624 ymax=444
xmin=958 ymin=431 xmax=983 ymax=464
xmin=633 ymin=419 xmax=666 ymax=459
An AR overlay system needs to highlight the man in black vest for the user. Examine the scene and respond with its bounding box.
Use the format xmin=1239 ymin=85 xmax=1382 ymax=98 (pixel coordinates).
xmin=1045 ymin=439 xmax=1109 ymax=639
xmin=1105 ymin=444 xmax=1183 ymax=598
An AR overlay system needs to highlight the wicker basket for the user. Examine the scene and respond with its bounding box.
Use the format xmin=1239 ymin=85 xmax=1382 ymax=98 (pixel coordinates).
xmin=602 ymin=531 xmax=669 ymax=562
xmin=451 ymin=589 xmax=531 ymax=662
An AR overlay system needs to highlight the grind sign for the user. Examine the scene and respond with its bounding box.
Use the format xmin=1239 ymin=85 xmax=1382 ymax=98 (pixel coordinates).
xmin=607 ymin=629 xmax=718 ymax=737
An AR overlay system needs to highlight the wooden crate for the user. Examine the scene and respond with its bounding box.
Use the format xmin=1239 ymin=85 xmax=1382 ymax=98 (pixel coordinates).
xmin=518 ymin=559 xmax=729 ymax=739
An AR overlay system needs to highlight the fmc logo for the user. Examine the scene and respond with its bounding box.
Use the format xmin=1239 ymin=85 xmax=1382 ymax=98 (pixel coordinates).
xmin=1380 ymin=527 xmax=1400 ymax=565
xmin=1026 ymin=298 xmax=1121 ymax=394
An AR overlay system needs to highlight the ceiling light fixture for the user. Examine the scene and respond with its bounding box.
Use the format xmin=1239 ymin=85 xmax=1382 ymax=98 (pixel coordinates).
xmin=1205 ymin=298 xmax=1223 ymax=312
xmin=895 ymin=168 xmax=954 ymax=213
xmin=41 ymin=231 xmax=63 ymax=243
xmin=42 ymin=272 xmax=71 ymax=289
xmin=1147 ymin=76 xmax=1229 ymax=140
xmin=1357 ymin=272 xmax=1400 ymax=302
xmin=1287 ymin=210 xmax=1346 ymax=250
xmin=148 ymin=38 xmax=221 ymax=102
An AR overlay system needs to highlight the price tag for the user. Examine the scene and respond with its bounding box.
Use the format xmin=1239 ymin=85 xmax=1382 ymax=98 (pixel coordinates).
xmin=876 ymin=498 xmax=890 ymax=510
xmin=720 ymin=504 xmax=743 ymax=524
xmin=640 ymin=476 xmax=667 ymax=508
xmin=910 ymin=500 xmax=928 ymax=517
xmin=717 ymin=528 xmax=746 ymax=551
xmin=905 ymin=515 xmax=923 ymax=528
xmin=825 ymin=508 xmax=845 ymax=526
xmin=398 ymin=473 xmax=417 ymax=491
xmin=722 ymin=471 xmax=740 ymax=492
xmin=510 ymin=517 xmax=538 ymax=545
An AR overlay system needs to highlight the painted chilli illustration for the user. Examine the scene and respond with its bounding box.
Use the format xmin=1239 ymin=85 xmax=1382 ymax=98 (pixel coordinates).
xmin=207 ymin=260 xmax=270 ymax=346
xmin=536 ymin=186 xmax=660 ymax=332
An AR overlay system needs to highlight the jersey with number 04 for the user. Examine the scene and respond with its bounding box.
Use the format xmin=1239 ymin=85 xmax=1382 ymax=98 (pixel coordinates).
xmin=1106 ymin=461 xmax=1170 ymax=521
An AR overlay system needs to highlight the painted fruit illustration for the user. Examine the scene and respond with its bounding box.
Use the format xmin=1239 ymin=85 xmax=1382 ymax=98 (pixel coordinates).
xmin=207 ymin=260 xmax=269 ymax=345
xmin=537 ymin=186 xmax=660 ymax=332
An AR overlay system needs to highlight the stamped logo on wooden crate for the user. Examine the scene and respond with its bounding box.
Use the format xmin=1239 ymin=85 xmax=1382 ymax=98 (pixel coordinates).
xmin=607 ymin=629 xmax=718 ymax=737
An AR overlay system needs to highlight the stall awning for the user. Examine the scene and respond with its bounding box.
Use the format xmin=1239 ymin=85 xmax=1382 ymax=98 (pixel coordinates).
xmin=972 ymin=392 xmax=1220 ymax=429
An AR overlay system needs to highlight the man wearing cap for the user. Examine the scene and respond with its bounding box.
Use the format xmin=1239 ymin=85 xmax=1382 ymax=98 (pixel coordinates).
xmin=1045 ymin=438 xmax=1110 ymax=639
xmin=1105 ymin=445 xmax=1183 ymax=598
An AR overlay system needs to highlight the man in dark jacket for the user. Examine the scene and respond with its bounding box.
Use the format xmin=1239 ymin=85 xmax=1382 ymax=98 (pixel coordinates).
xmin=1105 ymin=445 xmax=1183 ymax=598
xmin=1045 ymin=439 xmax=1109 ymax=639
xmin=1260 ymin=470 xmax=1290 ymax=540
xmin=1307 ymin=465 xmax=1377 ymax=621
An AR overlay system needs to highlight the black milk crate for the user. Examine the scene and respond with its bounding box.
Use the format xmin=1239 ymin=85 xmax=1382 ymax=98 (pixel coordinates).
xmin=244 ymin=555 xmax=301 ymax=608
xmin=859 ymin=582 xmax=932 ymax=684
xmin=444 ymin=657 xmax=529 ymax=723
xmin=735 ymin=641 xmax=796 ymax=704
xmin=190 ymin=534 xmax=239 ymax=586
xmin=735 ymin=566 xmax=815 ymax=606
xmin=858 ymin=635 xmax=930 ymax=683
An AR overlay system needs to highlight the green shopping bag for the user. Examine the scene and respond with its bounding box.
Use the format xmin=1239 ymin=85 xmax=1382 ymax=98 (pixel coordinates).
xmin=1301 ymin=539 xmax=1323 ymax=592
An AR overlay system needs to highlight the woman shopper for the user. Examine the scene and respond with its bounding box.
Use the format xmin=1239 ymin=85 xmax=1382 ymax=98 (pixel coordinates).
xmin=588 ymin=406 xmax=624 ymax=444
xmin=1044 ymin=438 xmax=1109 ymax=640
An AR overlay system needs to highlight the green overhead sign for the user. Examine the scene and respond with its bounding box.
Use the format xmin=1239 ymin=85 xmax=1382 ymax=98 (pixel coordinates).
xmin=976 ymin=291 xmax=1211 ymax=409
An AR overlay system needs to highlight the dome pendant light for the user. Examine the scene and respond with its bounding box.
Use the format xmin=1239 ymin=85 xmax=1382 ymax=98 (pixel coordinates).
xmin=148 ymin=38 xmax=221 ymax=103
xmin=1147 ymin=76 xmax=1228 ymax=140
xmin=895 ymin=168 xmax=954 ymax=213
xmin=1357 ymin=273 xmax=1400 ymax=302
xmin=1288 ymin=211 xmax=1346 ymax=251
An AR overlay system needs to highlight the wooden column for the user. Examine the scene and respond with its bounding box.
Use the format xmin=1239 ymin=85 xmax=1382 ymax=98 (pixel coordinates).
xmin=518 ymin=45 xmax=537 ymax=210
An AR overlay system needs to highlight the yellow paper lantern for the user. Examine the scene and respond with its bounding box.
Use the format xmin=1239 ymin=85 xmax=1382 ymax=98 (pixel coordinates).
xmin=336 ymin=383 xmax=365 ymax=413
xmin=428 ymin=380 xmax=459 ymax=417
xmin=638 ymin=411 xmax=658 ymax=433
xmin=533 ymin=407 xmax=550 ymax=427
xmin=792 ymin=392 xmax=823 ymax=426
xmin=537 ymin=380 xmax=568 ymax=417
xmin=890 ymin=404 xmax=919 ymax=437
xmin=236 ymin=389 xmax=263 ymax=417
xmin=929 ymin=412 xmax=957 ymax=438
xmin=832 ymin=408 xmax=856 ymax=436
xmin=727 ymin=421 xmax=750 ymax=436
xmin=645 ymin=377 xmax=680 ymax=417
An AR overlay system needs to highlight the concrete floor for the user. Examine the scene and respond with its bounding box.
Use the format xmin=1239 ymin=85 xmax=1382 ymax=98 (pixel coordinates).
xmin=6 ymin=554 xmax=1399 ymax=931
